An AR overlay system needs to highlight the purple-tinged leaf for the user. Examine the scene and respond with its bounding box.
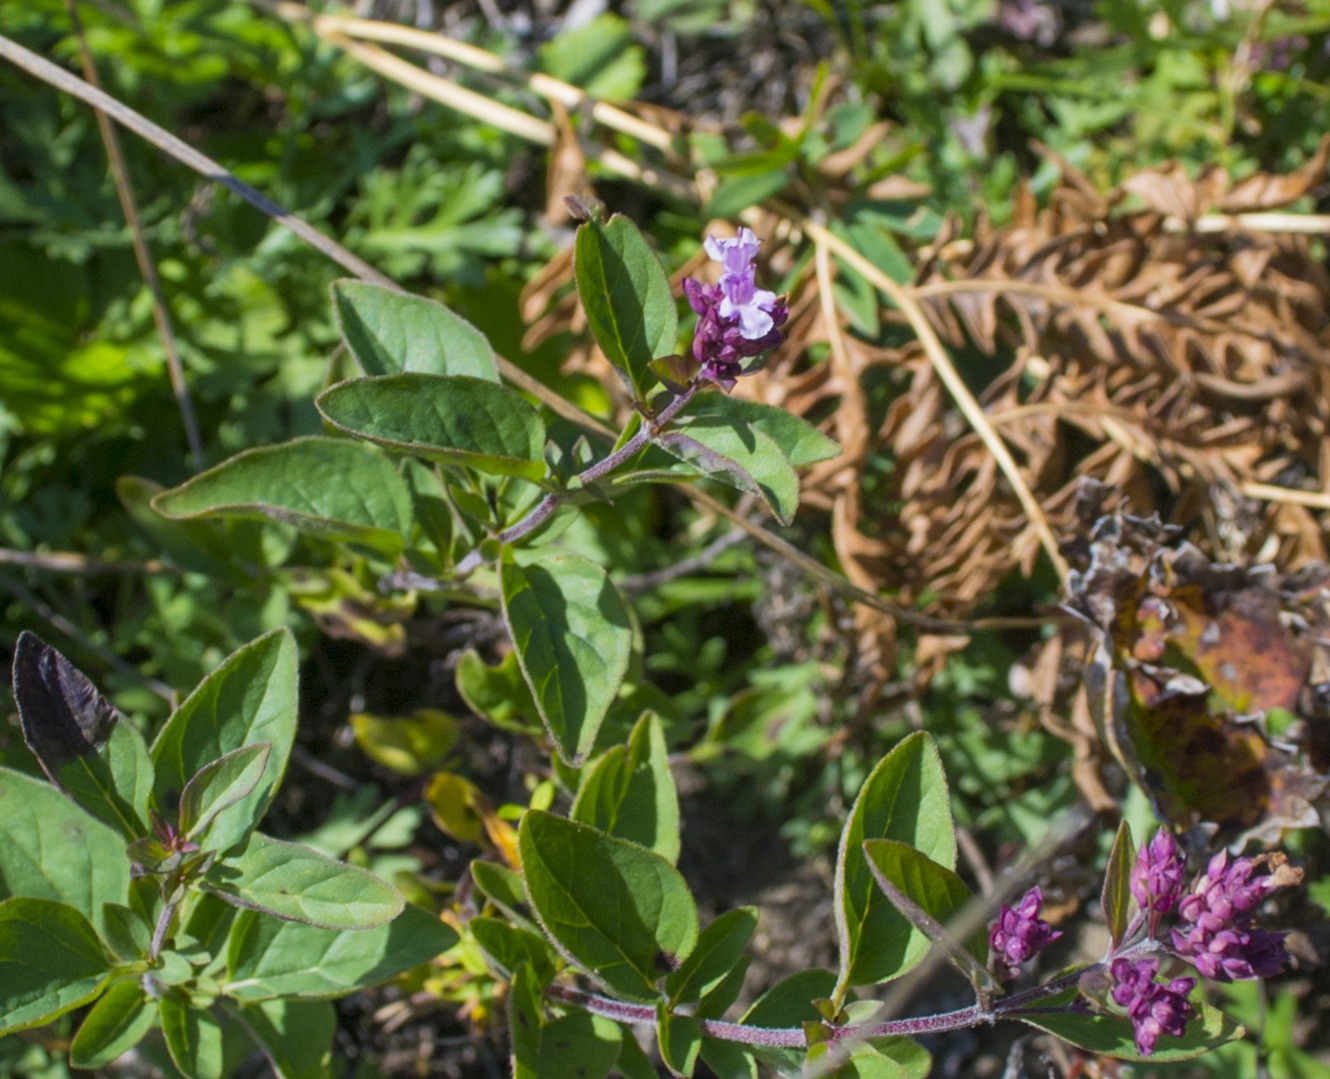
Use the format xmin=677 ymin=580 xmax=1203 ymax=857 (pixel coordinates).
xmin=11 ymin=633 xmax=151 ymax=839
xmin=1102 ymin=820 xmax=1136 ymax=950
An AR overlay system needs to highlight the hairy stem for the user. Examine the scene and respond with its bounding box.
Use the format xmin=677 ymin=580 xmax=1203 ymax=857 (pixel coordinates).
xmin=455 ymin=382 xmax=701 ymax=575
xmin=546 ymin=955 xmax=1119 ymax=1052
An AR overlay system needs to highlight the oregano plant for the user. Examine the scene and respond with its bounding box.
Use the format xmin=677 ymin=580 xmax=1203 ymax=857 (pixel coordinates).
xmin=3 ymin=632 xmax=458 ymax=1075
xmin=4 ymin=205 xmax=1304 ymax=1077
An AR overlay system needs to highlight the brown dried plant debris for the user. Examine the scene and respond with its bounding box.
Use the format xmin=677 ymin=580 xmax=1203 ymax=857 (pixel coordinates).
xmin=865 ymin=139 xmax=1330 ymax=619
xmin=1058 ymin=493 xmax=1329 ymax=844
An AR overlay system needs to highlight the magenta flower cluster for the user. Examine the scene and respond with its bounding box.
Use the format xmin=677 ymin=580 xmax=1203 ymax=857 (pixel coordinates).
xmin=683 ymin=227 xmax=788 ymax=389
xmin=985 ymin=830 xmax=1295 ymax=1058
xmin=1131 ymin=828 xmax=1186 ymax=934
xmin=1113 ymin=830 xmax=1292 ymax=1055
xmin=988 ymin=886 xmax=1061 ymax=981
xmin=1109 ymin=956 xmax=1196 ymax=1055
xmin=1171 ymin=850 xmax=1289 ymax=982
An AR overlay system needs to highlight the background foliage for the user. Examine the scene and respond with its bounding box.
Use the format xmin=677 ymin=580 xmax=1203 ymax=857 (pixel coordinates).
xmin=2 ymin=0 xmax=1329 ymax=1075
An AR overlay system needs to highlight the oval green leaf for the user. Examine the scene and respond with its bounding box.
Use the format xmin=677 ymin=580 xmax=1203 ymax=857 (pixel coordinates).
xmin=0 ymin=897 xmax=112 ymax=1035
xmin=179 ymin=743 xmax=272 ymax=843
xmin=861 ymin=839 xmax=989 ymax=985
xmin=518 ymin=810 xmax=698 ymax=1002
xmin=500 ymin=551 xmax=633 ymax=765
xmin=224 ymin=903 xmax=458 ymax=1001
xmin=470 ymin=916 xmax=559 ymax=984
xmin=317 ymin=374 xmax=547 ymax=482
xmin=71 ymin=978 xmax=158 ymax=1068
xmin=574 ymin=215 xmax=676 ymax=400
xmin=665 ymin=907 xmax=758 ymax=1006
xmin=151 ymin=629 xmax=297 ymax=855
xmin=204 ymin=834 xmax=404 ymax=930
xmin=241 ymin=998 xmax=337 ymax=1079
xmin=1016 ymin=989 xmax=1243 ymax=1063
xmin=659 ymin=419 xmax=800 ymax=525
xmin=152 ymin=437 xmax=413 ymax=557
xmin=160 ymin=989 xmax=227 ymax=1079
xmin=0 ymin=767 xmax=131 ymax=940
xmin=332 ymin=279 xmax=498 ymax=381
xmin=572 ymin=711 xmax=680 ymax=864
xmin=834 ymin=733 xmax=956 ymax=993
xmin=684 ymin=395 xmax=840 ymax=468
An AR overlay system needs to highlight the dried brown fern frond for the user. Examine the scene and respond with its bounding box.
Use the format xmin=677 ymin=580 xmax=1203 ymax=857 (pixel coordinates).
xmin=847 ymin=140 xmax=1330 ymax=622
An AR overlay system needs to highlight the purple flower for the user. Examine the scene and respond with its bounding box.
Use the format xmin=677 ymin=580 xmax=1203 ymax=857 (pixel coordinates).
xmin=1132 ymin=829 xmax=1186 ymax=934
xmin=989 ymin=886 xmax=1062 ymax=979
xmin=684 ymin=227 xmax=787 ymax=389
xmin=1170 ymin=851 xmax=1290 ymax=982
xmin=1110 ymin=956 xmax=1196 ymax=1056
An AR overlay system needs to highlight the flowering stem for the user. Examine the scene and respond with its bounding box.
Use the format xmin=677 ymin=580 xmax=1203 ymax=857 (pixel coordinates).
xmin=545 ymin=956 xmax=1120 ymax=1051
xmin=454 ymin=382 xmax=701 ymax=575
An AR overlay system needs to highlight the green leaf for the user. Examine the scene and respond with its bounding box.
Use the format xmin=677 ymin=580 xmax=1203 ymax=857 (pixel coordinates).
xmin=205 ymin=833 xmax=404 ymax=929
xmin=0 ymin=897 xmax=112 ymax=1036
xmin=614 ymin=1025 xmax=662 ymax=1079
xmin=224 ymin=903 xmax=456 ymax=1001
xmin=1102 ymin=820 xmax=1136 ymax=950
xmin=574 ymin=214 xmax=676 ymax=400
xmin=698 ymin=1039 xmax=758 ymax=1079
xmin=317 ymin=374 xmax=547 ymax=481
xmin=666 ymin=907 xmax=758 ymax=1006
xmin=242 ymin=999 xmax=336 ymax=1079
xmin=861 ymin=840 xmax=989 ymax=985
xmin=350 ymin=709 xmax=458 ymax=777
xmin=683 ymin=396 xmax=840 ymax=468
xmin=152 ymin=437 xmax=414 ymax=557
xmin=572 ymin=712 xmax=680 ymax=864
xmin=1016 ymin=990 xmax=1244 ymax=1062
xmin=332 ymin=280 xmax=498 ymax=381
xmin=472 ymin=859 xmax=528 ymax=913
xmin=696 ymin=955 xmax=751 ymax=1020
xmin=539 ymin=14 xmax=645 ymax=100
xmin=658 ymin=1004 xmax=702 ymax=1077
xmin=456 ymin=649 xmax=543 ymax=736
xmin=805 ymin=1041 xmax=910 ymax=1079
xmin=659 ymin=419 xmax=800 ymax=525
xmin=152 ymin=629 xmax=297 ymax=855
xmin=12 ymin=632 xmax=153 ymax=839
xmin=70 ymin=978 xmax=158 ymax=1068
xmin=500 ymin=551 xmax=633 ymax=765
xmin=518 ymin=810 xmax=698 ymax=1001
xmin=834 ymin=734 xmax=956 ymax=993
xmin=102 ymin=902 xmax=153 ymax=962
xmin=0 ymin=767 xmax=131 ymax=939
xmin=705 ymin=170 xmax=792 ymax=218
xmin=511 ymin=962 xmax=623 ymax=1079
xmin=160 ymin=990 xmax=227 ymax=1079
xmin=471 ymin=916 xmax=559 ymax=983
xmin=542 ymin=997 xmax=623 ymax=1078
xmin=179 ymin=743 xmax=272 ymax=843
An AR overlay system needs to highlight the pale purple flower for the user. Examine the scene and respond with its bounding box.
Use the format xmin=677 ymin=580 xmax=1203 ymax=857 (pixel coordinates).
xmin=989 ymin=886 xmax=1062 ymax=979
xmin=1170 ymin=850 xmax=1290 ymax=982
xmin=685 ymin=228 xmax=787 ymax=388
xmin=1110 ymin=956 xmax=1195 ymax=1056
xmin=1132 ymin=829 xmax=1186 ymax=935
